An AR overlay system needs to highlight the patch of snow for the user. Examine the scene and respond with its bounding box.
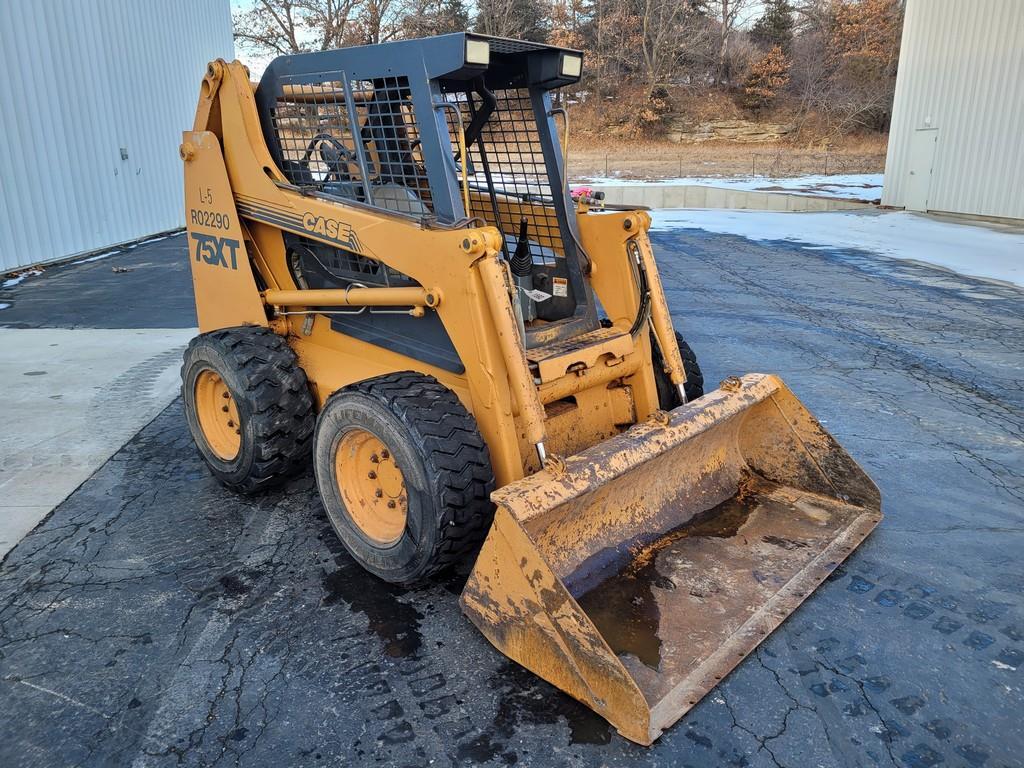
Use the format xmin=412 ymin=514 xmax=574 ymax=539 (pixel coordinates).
xmin=2 ymin=269 xmax=43 ymax=288
xmin=650 ymin=209 xmax=1024 ymax=287
xmin=0 ymin=303 xmax=10 ymax=310
xmin=992 ymin=660 xmax=1017 ymax=671
xmin=70 ymin=250 xmax=120 ymax=265
xmin=579 ymin=173 xmax=884 ymax=202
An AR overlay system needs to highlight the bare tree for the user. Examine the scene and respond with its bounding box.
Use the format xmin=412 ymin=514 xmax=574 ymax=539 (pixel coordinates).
xmin=703 ymin=0 xmax=754 ymax=86
xmin=475 ymin=0 xmax=548 ymax=41
xmin=639 ymin=0 xmax=687 ymax=92
xmin=633 ymin=0 xmax=714 ymax=92
xmin=791 ymin=0 xmax=833 ymax=35
xmin=399 ymin=0 xmax=469 ymax=39
xmin=351 ymin=0 xmax=406 ymax=44
xmin=234 ymin=0 xmax=363 ymax=55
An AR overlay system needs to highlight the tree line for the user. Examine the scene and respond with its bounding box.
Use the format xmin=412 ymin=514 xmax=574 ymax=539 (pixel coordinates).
xmin=235 ymin=0 xmax=903 ymax=135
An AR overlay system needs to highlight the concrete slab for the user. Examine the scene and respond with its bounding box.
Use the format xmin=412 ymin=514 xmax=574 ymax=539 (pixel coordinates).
xmin=0 ymin=328 xmax=194 ymax=555
xmin=593 ymin=183 xmax=870 ymax=211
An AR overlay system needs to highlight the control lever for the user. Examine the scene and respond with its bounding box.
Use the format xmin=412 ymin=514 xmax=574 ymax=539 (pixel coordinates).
xmin=510 ymin=217 xmax=532 ymax=277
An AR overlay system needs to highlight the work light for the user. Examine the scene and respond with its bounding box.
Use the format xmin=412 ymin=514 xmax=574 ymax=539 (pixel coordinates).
xmin=465 ymin=38 xmax=490 ymax=66
xmin=560 ymin=53 xmax=582 ymax=78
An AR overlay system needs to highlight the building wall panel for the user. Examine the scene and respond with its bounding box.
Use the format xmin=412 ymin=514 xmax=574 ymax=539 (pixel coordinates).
xmin=0 ymin=0 xmax=233 ymax=271
xmin=883 ymin=0 xmax=1024 ymax=220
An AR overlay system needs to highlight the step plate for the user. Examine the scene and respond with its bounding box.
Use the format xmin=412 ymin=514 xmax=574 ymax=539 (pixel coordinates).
xmin=526 ymin=326 xmax=634 ymax=382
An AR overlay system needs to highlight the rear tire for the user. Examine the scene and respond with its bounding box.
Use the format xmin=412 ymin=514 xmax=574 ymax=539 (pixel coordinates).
xmin=182 ymin=326 xmax=315 ymax=493
xmin=314 ymin=372 xmax=495 ymax=584
xmin=652 ymin=330 xmax=704 ymax=407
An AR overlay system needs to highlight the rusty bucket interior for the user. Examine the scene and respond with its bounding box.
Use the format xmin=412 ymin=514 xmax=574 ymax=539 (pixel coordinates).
xmin=461 ymin=373 xmax=882 ymax=745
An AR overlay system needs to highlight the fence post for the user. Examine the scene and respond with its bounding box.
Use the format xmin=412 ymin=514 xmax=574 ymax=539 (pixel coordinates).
xmin=604 ymin=153 xmax=609 ymax=177
xmin=824 ymin=152 xmax=829 ymax=176
xmin=751 ymin=154 xmax=756 ymax=176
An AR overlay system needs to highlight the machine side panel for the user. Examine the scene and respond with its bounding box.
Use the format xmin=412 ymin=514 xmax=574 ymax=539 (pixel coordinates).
xmin=182 ymin=131 xmax=267 ymax=332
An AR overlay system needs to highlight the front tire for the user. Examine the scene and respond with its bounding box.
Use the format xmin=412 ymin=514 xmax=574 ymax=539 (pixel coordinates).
xmin=182 ymin=326 xmax=315 ymax=493
xmin=652 ymin=330 xmax=704 ymax=407
xmin=314 ymin=372 xmax=495 ymax=584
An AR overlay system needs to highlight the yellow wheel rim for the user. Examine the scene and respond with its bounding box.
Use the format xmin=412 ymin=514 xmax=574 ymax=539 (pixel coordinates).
xmin=335 ymin=429 xmax=407 ymax=545
xmin=194 ymin=369 xmax=241 ymax=460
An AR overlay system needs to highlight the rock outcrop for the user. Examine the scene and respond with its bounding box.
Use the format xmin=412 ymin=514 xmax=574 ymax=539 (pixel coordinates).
xmin=668 ymin=119 xmax=796 ymax=143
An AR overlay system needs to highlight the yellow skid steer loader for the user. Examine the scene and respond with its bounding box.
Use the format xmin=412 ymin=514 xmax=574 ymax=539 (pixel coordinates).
xmin=179 ymin=34 xmax=881 ymax=745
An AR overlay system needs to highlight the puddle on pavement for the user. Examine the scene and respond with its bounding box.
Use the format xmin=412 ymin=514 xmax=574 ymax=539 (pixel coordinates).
xmin=321 ymin=562 xmax=423 ymax=658
xmin=491 ymin=662 xmax=612 ymax=746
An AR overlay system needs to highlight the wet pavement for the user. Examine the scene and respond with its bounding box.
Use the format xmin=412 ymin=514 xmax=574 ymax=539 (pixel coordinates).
xmin=1 ymin=227 xmax=1022 ymax=767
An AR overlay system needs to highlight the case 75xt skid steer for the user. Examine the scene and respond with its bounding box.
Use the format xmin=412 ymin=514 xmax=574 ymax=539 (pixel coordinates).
xmin=179 ymin=34 xmax=881 ymax=745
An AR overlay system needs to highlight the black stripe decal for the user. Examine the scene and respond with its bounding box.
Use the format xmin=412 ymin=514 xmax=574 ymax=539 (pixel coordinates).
xmin=237 ymin=203 xmax=363 ymax=254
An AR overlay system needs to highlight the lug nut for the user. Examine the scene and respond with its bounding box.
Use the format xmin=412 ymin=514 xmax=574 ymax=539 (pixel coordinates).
xmin=381 ymin=449 xmax=390 ymax=459
xmin=370 ymin=453 xmax=379 ymax=463
xmin=222 ymin=392 xmax=230 ymax=399
xmin=227 ymin=420 xmax=234 ymax=428
xmin=375 ymin=489 xmax=383 ymax=498
xmin=367 ymin=471 xmax=377 ymax=480
xmin=222 ymin=405 xmax=229 ymax=412
xmin=387 ymin=500 xmax=397 ymax=509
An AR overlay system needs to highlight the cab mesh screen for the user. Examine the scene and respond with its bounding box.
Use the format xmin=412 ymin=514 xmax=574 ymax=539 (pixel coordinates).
xmin=269 ymin=75 xmax=433 ymax=217
xmin=443 ymin=88 xmax=564 ymax=266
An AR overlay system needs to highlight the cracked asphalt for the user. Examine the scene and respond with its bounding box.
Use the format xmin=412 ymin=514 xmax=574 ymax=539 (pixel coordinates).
xmin=1 ymin=224 xmax=1022 ymax=767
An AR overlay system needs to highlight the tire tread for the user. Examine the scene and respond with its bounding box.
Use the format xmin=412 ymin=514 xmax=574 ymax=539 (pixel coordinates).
xmin=182 ymin=326 xmax=314 ymax=493
xmin=341 ymin=372 xmax=495 ymax=579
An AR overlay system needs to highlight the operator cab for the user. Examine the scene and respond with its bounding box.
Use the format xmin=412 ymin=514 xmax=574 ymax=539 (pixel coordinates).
xmin=255 ymin=33 xmax=596 ymax=349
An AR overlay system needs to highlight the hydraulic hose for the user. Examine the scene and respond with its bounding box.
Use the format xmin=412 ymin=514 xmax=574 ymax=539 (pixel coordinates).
xmin=627 ymin=239 xmax=653 ymax=338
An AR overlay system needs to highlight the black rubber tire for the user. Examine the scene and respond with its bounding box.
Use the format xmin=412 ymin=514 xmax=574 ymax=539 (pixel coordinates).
xmin=652 ymin=330 xmax=705 ymax=407
xmin=181 ymin=326 xmax=315 ymax=493
xmin=314 ymin=372 xmax=495 ymax=585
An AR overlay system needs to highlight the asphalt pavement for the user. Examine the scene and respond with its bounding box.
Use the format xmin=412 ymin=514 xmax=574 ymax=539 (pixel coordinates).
xmin=0 ymin=223 xmax=1021 ymax=767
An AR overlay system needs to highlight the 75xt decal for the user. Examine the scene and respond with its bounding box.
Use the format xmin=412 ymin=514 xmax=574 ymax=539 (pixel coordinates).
xmin=191 ymin=232 xmax=241 ymax=270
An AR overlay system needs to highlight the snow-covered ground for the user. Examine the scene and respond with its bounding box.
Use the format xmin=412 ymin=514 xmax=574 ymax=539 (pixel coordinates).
xmin=2 ymin=269 xmax=43 ymax=288
xmin=578 ymin=173 xmax=884 ymax=202
xmin=651 ymin=209 xmax=1024 ymax=287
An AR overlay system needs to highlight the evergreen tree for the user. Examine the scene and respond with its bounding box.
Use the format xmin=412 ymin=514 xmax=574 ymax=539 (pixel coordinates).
xmin=751 ymin=0 xmax=794 ymax=53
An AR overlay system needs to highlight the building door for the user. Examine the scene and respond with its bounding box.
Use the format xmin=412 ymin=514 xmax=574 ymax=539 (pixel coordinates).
xmin=905 ymin=127 xmax=938 ymax=211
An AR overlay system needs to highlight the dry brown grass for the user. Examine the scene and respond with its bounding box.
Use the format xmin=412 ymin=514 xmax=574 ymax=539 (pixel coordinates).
xmin=567 ymin=138 xmax=887 ymax=180
xmin=562 ymin=84 xmax=888 ymax=180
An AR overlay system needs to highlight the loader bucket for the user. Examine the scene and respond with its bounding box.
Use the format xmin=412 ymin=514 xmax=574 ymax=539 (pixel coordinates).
xmin=461 ymin=373 xmax=881 ymax=745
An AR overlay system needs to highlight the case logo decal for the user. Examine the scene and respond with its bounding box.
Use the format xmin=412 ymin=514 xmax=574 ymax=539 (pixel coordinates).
xmin=302 ymin=213 xmax=360 ymax=251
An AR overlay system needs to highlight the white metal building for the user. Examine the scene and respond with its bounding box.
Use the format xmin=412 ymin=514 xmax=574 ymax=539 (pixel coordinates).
xmin=0 ymin=0 xmax=234 ymax=272
xmin=882 ymin=0 xmax=1024 ymax=222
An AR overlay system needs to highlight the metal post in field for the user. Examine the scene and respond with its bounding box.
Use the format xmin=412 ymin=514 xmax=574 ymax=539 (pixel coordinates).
xmin=605 ymin=153 xmax=609 ymax=176
xmin=824 ymin=152 xmax=829 ymax=175
xmin=752 ymin=154 xmax=756 ymax=175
